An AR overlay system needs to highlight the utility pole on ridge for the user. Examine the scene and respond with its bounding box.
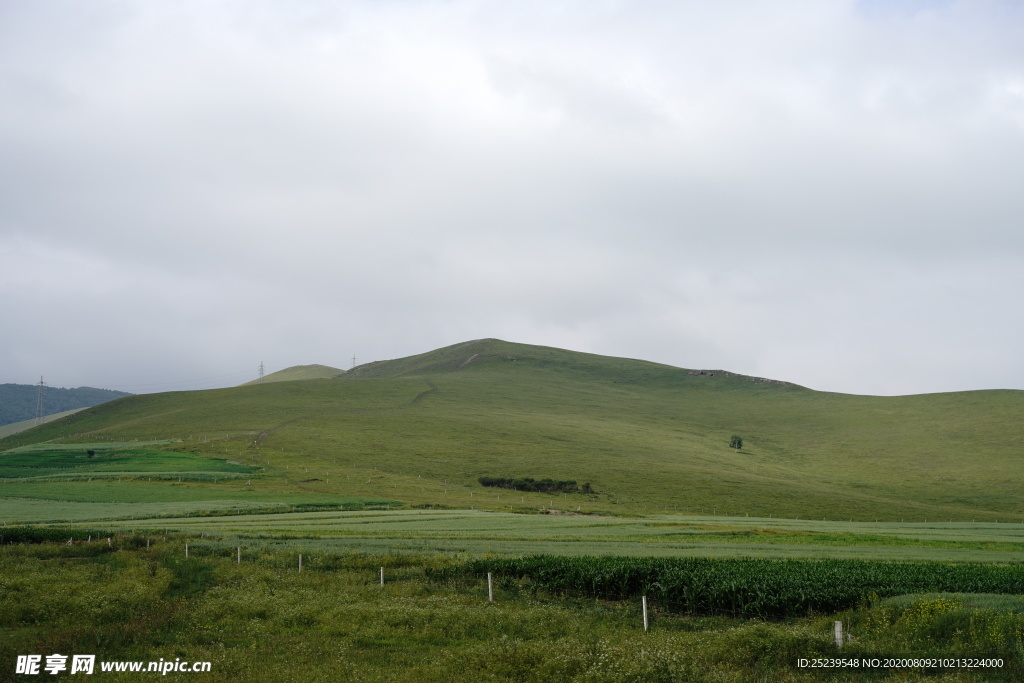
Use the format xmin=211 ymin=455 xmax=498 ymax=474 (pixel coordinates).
xmin=258 ymin=362 xmax=265 ymax=384
xmin=35 ymin=376 xmax=46 ymax=425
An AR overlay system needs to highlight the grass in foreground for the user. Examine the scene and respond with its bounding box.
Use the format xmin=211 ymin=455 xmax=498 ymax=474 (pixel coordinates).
xmin=1 ymin=539 xmax=1022 ymax=681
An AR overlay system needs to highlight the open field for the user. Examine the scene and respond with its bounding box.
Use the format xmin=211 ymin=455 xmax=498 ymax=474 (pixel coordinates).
xmin=73 ymin=509 xmax=1024 ymax=563
xmin=6 ymin=505 xmax=1020 ymax=562
xmin=2 ymin=539 xmax=1021 ymax=682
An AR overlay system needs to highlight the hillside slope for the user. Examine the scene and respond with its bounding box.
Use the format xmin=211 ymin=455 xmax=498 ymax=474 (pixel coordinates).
xmin=2 ymin=339 xmax=1021 ymax=521
xmin=0 ymin=384 xmax=132 ymax=426
xmin=239 ymin=364 xmax=344 ymax=385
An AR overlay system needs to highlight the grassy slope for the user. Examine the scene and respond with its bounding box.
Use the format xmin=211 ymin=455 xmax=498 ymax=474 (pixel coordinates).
xmin=2 ymin=338 xmax=1021 ymax=522
xmin=239 ymin=364 xmax=344 ymax=385
xmin=0 ymin=408 xmax=85 ymax=438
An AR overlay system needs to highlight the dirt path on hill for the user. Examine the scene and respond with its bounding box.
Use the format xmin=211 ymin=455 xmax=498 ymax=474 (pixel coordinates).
xmin=411 ymin=380 xmax=438 ymax=404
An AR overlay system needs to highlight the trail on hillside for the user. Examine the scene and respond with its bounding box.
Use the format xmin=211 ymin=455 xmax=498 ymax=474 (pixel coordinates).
xmin=411 ymin=380 xmax=438 ymax=404
xmin=254 ymin=417 xmax=307 ymax=446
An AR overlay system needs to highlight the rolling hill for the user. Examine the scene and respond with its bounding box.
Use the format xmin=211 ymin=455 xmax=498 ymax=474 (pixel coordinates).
xmin=2 ymin=339 xmax=1021 ymax=522
xmin=0 ymin=384 xmax=132 ymax=427
xmin=239 ymin=364 xmax=345 ymax=385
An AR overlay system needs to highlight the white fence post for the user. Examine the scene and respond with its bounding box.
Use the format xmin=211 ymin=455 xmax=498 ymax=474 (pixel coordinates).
xmin=298 ymin=554 xmax=302 ymax=573
xmin=380 ymin=567 xmax=384 ymax=586
xmin=834 ymin=621 xmax=843 ymax=648
xmin=237 ymin=546 xmax=241 ymax=564
xmin=642 ymin=596 xmax=649 ymax=632
xmin=488 ymin=573 xmax=493 ymax=603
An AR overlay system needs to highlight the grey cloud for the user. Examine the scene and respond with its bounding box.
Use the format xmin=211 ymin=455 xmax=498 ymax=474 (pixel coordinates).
xmin=1 ymin=0 xmax=1022 ymax=395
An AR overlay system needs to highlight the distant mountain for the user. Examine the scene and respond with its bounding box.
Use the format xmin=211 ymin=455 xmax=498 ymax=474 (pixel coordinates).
xmin=4 ymin=339 xmax=1021 ymax=521
xmin=239 ymin=364 xmax=345 ymax=386
xmin=0 ymin=384 xmax=132 ymax=427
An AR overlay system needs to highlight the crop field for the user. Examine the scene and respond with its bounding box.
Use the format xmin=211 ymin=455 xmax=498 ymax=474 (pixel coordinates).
xmin=0 ymin=441 xmax=258 ymax=482
xmin=434 ymin=555 xmax=1024 ymax=618
xmin=56 ymin=509 xmax=1024 ymax=563
xmin=0 ymin=478 xmax=400 ymax=523
xmin=2 ymin=538 xmax=1022 ymax=681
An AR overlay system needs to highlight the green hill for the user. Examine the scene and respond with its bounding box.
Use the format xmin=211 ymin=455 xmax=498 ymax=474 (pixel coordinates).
xmin=0 ymin=408 xmax=87 ymax=439
xmin=2 ymin=339 xmax=1021 ymax=522
xmin=240 ymin=364 xmax=344 ymax=385
xmin=0 ymin=384 xmax=132 ymax=426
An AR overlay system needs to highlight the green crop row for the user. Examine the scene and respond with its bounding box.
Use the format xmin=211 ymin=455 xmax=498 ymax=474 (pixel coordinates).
xmin=432 ymin=555 xmax=1024 ymax=619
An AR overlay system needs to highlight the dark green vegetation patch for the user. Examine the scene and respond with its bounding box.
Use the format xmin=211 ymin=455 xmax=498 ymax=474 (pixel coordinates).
xmin=0 ymin=446 xmax=258 ymax=480
xmin=434 ymin=555 xmax=1024 ymax=619
xmin=478 ymin=476 xmax=590 ymax=494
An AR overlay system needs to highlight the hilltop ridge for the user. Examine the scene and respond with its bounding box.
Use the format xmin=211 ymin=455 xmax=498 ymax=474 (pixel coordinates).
xmin=348 ymin=338 xmax=805 ymax=390
xmin=239 ymin=364 xmax=345 ymax=386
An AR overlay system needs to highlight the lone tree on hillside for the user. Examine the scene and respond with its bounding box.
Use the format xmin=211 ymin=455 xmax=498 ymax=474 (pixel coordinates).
xmin=729 ymin=435 xmax=743 ymax=450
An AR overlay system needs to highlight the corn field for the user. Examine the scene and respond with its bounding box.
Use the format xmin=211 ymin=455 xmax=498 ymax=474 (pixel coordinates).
xmin=432 ymin=555 xmax=1024 ymax=618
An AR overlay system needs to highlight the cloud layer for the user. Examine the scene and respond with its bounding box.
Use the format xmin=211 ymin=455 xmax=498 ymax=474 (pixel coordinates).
xmin=2 ymin=0 xmax=1022 ymax=394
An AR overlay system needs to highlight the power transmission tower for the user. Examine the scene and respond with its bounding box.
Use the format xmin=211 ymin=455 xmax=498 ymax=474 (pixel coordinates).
xmin=258 ymin=362 xmax=265 ymax=384
xmin=351 ymin=355 xmax=356 ymax=369
xmin=35 ymin=376 xmax=46 ymax=425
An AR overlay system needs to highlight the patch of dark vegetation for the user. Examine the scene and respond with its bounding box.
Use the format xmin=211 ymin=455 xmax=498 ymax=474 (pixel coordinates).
xmin=430 ymin=555 xmax=1024 ymax=620
xmin=161 ymin=556 xmax=216 ymax=598
xmin=479 ymin=476 xmax=593 ymax=494
xmin=0 ymin=526 xmax=118 ymax=544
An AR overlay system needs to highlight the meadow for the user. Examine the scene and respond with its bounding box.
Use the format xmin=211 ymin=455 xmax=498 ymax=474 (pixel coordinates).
xmin=77 ymin=509 xmax=1024 ymax=563
xmin=2 ymin=339 xmax=1023 ymax=679
xmin=1 ymin=537 xmax=1022 ymax=682
xmin=2 ymin=339 xmax=1022 ymax=523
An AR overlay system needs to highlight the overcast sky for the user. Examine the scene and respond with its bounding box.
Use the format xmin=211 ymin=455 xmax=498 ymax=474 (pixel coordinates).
xmin=2 ymin=0 xmax=1023 ymax=396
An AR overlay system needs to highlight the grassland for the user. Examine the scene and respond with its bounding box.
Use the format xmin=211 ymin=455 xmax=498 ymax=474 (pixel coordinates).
xmin=2 ymin=539 xmax=1021 ymax=682
xmin=239 ymin=363 xmax=345 ymax=385
xmin=0 ymin=443 xmax=257 ymax=481
xmin=2 ymin=339 xmax=1021 ymax=525
xmin=2 ymin=338 xmax=1022 ymax=680
xmin=0 ymin=408 xmax=85 ymax=439
xmin=73 ymin=509 xmax=1021 ymax=563
xmin=0 ymin=441 xmax=397 ymax=522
